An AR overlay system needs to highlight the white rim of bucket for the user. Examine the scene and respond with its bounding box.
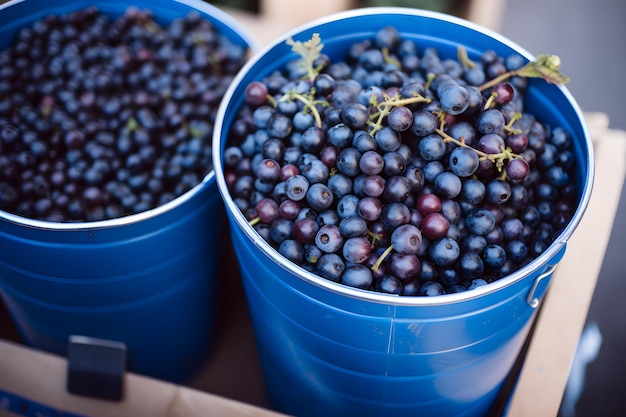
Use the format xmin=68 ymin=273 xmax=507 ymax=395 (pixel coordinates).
xmin=217 ymin=7 xmax=595 ymax=306
xmin=0 ymin=0 xmax=260 ymax=231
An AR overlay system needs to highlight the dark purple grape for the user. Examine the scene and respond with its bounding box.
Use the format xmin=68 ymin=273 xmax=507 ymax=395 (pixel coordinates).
xmin=357 ymin=196 xmax=382 ymax=222
xmin=336 ymin=147 xmax=362 ymax=177
xmin=359 ymin=150 xmax=384 ymax=176
xmin=341 ymin=102 xmax=369 ymax=129
xmin=315 ymin=253 xmax=345 ymax=282
xmin=418 ymin=134 xmax=446 ymax=161
xmin=285 ymin=174 xmax=309 ymax=201
xmin=476 ymin=109 xmax=505 ymax=135
xmin=505 ymin=158 xmax=530 ymax=181
xmin=505 ymin=240 xmax=528 ymax=263
xmin=383 ymin=175 xmax=411 ymax=203
xmin=421 ymin=212 xmax=449 ymax=241
xmin=374 ymin=126 xmax=401 ymax=152
xmin=255 ymin=198 xmax=280 ymax=224
xmin=341 ymin=265 xmax=373 ymax=289
xmin=390 ymin=224 xmax=422 ymax=255
xmin=388 ymin=252 xmax=420 ymax=280
xmin=486 ymin=179 xmax=512 ymax=204
xmin=338 ymin=216 xmax=367 ymax=238
xmin=477 ymin=133 xmax=505 ymax=154
xmin=342 ymin=236 xmax=372 ymax=264
xmin=505 ymin=132 xmax=528 ymax=153
xmin=387 ymin=106 xmax=413 ymax=132
xmin=410 ymin=110 xmax=437 ymax=137
xmin=292 ymin=217 xmax=320 ymax=244
xmin=375 ymin=275 xmax=403 ymax=295
xmin=438 ymin=83 xmax=469 ymax=115
xmin=465 ymin=208 xmax=496 ymax=235
xmin=433 ymin=172 xmax=462 ymax=199
xmin=418 ymin=280 xmax=445 ymax=296
xmin=279 ymin=239 xmax=304 ymax=264
xmin=483 ymin=244 xmax=507 ymax=268
xmin=449 ymin=147 xmax=479 ymax=177
xmin=315 ymin=224 xmax=344 ymax=253
xmin=278 ymin=199 xmax=300 ymax=220
xmin=492 ymin=82 xmax=515 ymax=105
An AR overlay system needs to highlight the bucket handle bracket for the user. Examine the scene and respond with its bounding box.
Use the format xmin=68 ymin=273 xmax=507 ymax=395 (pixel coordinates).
xmin=527 ymin=264 xmax=558 ymax=308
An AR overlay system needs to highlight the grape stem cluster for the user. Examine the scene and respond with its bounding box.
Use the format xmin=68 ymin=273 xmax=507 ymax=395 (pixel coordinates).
xmin=255 ymin=33 xmax=571 ymax=255
xmin=368 ymin=93 xmax=431 ymax=135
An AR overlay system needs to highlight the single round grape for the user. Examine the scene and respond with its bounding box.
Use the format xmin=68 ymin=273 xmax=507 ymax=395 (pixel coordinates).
xmin=375 ymin=275 xmax=403 ymax=295
xmin=465 ymin=208 xmax=496 ymax=235
xmin=387 ymin=106 xmax=413 ymax=132
xmin=483 ymin=244 xmax=507 ymax=268
xmin=476 ymin=109 xmax=505 ymax=135
xmin=341 ymin=102 xmax=369 ymax=129
xmin=292 ymin=217 xmax=320 ymax=244
xmin=374 ymin=126 xmax=401 ymax=152
xmin=410 ymin=110 xmax=437 ymax=137
xmin=433 ymin=172 xmax=462 ymax=199
xmin=336 ymin=147 xmax=362 ymax=177
xmin=327 ymin=123 xmax=353 ymax=148
xmin=315 ymin=224 xmax=344 ymax=253
xmin=461 ymin=178 xmax=486 ymax=205
xmin=315 ymin=253 xmax=345 ymax=282
xmin=390 ymin=223 xmax=423 ymax=255
xmin=492 ymin=82 xmax=515 ymax=105
xmin=388 ymin=253 xmax=420 ymax=280
xmin=245 ymin=81 xmax=268 ymax=107
xmin=339 ymin=216 xmax=367 ymax=239
xmin=505 ymin=158 xmax=530 ymax=181
xmin=477 ymin=133 xmax=505 ymax=154
xmin=359 ymin=150 xmax=384 ymax=175
xmin=438 ymin=83 xmax=469 ymax=115
xmin=255 ymin=198 xmax=280 ymax=224
xmin=278 ymin=239 xmax=304 ymax=264
xmin=285 ymin=174 xmax=309 ymax=201
xmin=341 ymin=265 xmax=373 ymax=289
xmin=357 ymin=196 xmax=382 ymax=222
xmin=449 ymin=147 xmax=480 ymax=177
xmin=342 ymin=236 xmax=372 ymax=264
xmin=416 ymin=193 xmax=442 ymax=216
xmin=383 ymin=175 xmax=411 ymax=203
xmin=419 ymin=280 xmax=445 ymax=296
xmin=421 ymin=212 xmax=449 ymax=240
xmin=418 ymin=134 xmax=446 ymax=161
xmin=486 ymin=179 xmax=512 ymax=204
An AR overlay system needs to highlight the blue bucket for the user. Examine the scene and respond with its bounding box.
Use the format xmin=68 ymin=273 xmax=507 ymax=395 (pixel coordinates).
xmin=213 ymin=8 xmax=594 ymax=417
xmin=0 ymin=0 xmax=256 ymax=383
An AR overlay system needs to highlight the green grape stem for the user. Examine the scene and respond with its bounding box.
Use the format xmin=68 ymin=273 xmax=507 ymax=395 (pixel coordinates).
xmin=286 ymin=33 xmax=324 ymax=83
xmin=280 ymin=89 xmax=326 ymax=128
xmin=371 ymin=244 xmax=394 ymax=272
xmin=435 ymin=127 xmax=522 ymax=172
xmin=366 ymin=227 xmax=383 ymax=247
xmin=368 ymin=93 xmax=431 ymax=135
xmin=477 ymin=53 xmax=570 ymax=92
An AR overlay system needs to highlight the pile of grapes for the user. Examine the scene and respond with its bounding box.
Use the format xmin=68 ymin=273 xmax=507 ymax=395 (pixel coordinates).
xmin=223 ymin=27 xmax=578 ymax=296
xmin=0 ymin=6 xmax=248 ymax=222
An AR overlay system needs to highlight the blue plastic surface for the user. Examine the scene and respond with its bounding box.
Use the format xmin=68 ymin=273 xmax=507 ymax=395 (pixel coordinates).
xmin=213 ymin=8 xmax=594 ymax=417
xmin=0 ymin=0 xmax=255 ymax=383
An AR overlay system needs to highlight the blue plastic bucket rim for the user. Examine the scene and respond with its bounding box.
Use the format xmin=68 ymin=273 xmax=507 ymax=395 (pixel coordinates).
xmin=212 ymin=7 xmax=595 ymax=307
xmin=0 ymin=0 xmax=260 ymax=231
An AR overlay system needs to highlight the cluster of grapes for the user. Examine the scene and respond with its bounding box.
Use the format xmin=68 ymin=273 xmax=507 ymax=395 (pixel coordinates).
xmin=0 ymin=7 xmax=248 ymax=222
xmin=224 ymin=27 xmax=577 ymax=296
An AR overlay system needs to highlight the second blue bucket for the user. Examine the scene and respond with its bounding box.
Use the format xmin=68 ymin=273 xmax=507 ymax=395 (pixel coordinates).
xmin=213 ymin=7 xmax=594 ymax=417
xmin=0 ymin=0 xmax=256 ymax=383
